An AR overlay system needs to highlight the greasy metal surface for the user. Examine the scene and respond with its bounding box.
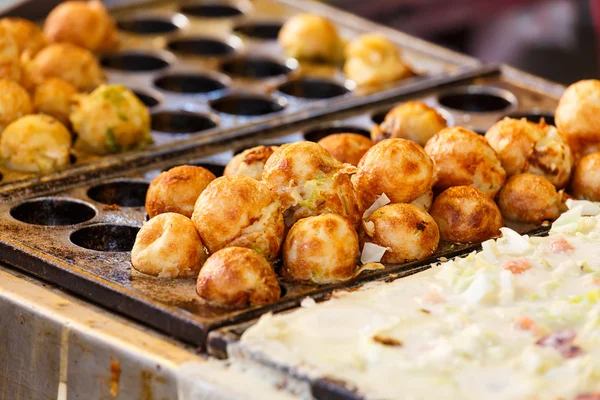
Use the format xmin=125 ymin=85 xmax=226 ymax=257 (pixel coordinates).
xmin=0 ymin=67 xmax=562 ymax=352
xmin=0 ymin=0 xmax=477 ymax=195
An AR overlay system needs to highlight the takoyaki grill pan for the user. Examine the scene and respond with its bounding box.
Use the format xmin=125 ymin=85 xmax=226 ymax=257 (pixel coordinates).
xmin=0 ymin=65 xmax=563 ymax=350
xmin=0 ymin=0 xmax=477 ymax=196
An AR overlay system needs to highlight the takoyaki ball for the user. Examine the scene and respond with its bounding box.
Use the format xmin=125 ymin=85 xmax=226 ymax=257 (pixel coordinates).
xmin=571 ymin=152 xmax=600 ymax=201
xmin=196 ymin=247 xmax=280 ymax=308
xmin=0 ymin=79 xmax=32 ymax=131
xmin=224 ymin=145 xmax=278 ymax=180
xmin=429 ymin=186 xmax=502 ymax=244
xmin=555 ymin=79 xmax=600 ymax=158
xmin=0 ymin=114 xmax=71 ymax=173
xmin=24 ymin=43 xmax=104 ymax=91
xmin=0 ymin=18 xmax=46 ymax=60
xmin=262 ymin=142 xmax=360 ymax=227
xmin=278 ymin=13 xmax=344 ymax=64
xmin=410 ymin=189 xmax=433 ymax=212
xmin=192 ymin=175 xmax=284 ymax=261
xmin=498 ymin=173 xmax=561 ymax=224
xmin=371 ymin=102 xmax=447 ymax=146
xmin=146 ymin=165 xmax=216 ymax=219
xmin=317 ymin=133 xmax=372 ymax=166
xmin=0 ymin=25 xmax=20 ymax=82
xmin=33 ymin=78 xmax=77 ymax=126
xmin=283 ymin=214 xmax=359 ymax=284
xmin=485 ymin=117 xmax=573 ymax=188
xmin=354 ymin=138 xmax=434 ymax=210
xmin=362 ymin=203 xmax=439 ymax=263
xmin=44 ymin=0 xmax=118 ymax=52
xmin=344 ymin=34 xmax=412 ymax=87
xmin=131 ymin=213 xmax=207 ymax=278
xmin=70 ymin=84 xmax=151 ymax=154
xmin=425 ymin=127 xmax=506 ymax=197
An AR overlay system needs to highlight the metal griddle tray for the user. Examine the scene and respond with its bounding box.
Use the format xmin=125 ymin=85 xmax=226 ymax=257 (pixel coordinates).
xmin=0 ymin=0 xmax=478 ymax=195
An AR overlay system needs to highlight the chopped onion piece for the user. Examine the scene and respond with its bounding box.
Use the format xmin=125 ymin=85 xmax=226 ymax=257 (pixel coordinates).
xmin=363 ymin=220 xmax=375 ymax=236
xmin=361 ymin=242 xmax=389 ymax=263
xmin=301 ymin=297 xmax=317 ymax=308
xmin=551 ymin=206 xmax=582 ymax=233
xmin=566 ymin=199 xmax=600 ymax=216
xmin=496 ymin=228 xmax=534 ymax=256
xmin=462 ymin=272 xmax=494 ymax=304
xmin=363 ymin=193 xmax=391 ymax=220
xmin=481 ymin=240 xmax=499 ymax=264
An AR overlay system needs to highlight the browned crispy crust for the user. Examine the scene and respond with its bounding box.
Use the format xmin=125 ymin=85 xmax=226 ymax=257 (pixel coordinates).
xmin=571 ymin=152 xmax=600 ymax=201
xmin=0 ymin=18 xmax=46 ymax=59
xmin=429 ymin=186 xmax=503 ymax=243
xmin=196 ymin=247 xmax=280 ymax=308
xmin=224 ymin=145 xmax=278 ymax=180
xmin=498 ymin=173 xmax=561 ymax=224
xmin=317 ymin=133 xmax=372 ymax=166
xmin=33 ymin=78 xmax=77 ymax=126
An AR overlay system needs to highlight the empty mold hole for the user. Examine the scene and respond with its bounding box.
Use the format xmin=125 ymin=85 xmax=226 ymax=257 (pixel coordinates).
xmin=151 ymin=111 xmax=217 ymax=134
xmin=220 ymin=57 xmax=290 ymax=79
xmin=70 ymin=224 xmax=140 ymax=252
xmin=100 ymin=53 xmax=169 ymax=72
xmin=180 ymin=4 xmax=244 ymax=18
xmin=133 ymin=90 xmax=160 ymax=108
xmin=278 ymin=78 xmax=350 ymax=100
xmin=210 ymin=95 xmax=284 ymax=116
xmin=167 ymin=38 xmax=235 ymax=57
xmin=10 ymin=198 xmax=96 ymax=226
xmin=87 ymin=181 xmax=149 ymax=207
xmin=233 ymin=22 xmax=282 ymax=40
xmin=438 ymin=87 xmax=515 ymax=113
xmin=154 ymin=74 xmax=226 ymax=94
xmin=117 ymin=18 xmax=179 ymax=34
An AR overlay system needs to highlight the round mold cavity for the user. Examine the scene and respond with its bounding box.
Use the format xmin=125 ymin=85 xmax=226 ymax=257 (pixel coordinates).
xmin=117 ymin=16 xmax=182 ymax=35
xmin=70 ymin=224 xmax=140 ymax=252
xmin=10 ymin=198 xmax=96 ymax=226
xmin=210 ymin=94 xmax=284 ymax=116
xmin=220 ymin=57 xmax=290 ymax=79
xmin=190 ymin=163 xmax=225 ymax=177
xmin=154 ymin=74 xmax=227 ymax=94
xmin=167 ymin=38 xmax=235 ymax=57
xmin=438 ymin=86 xmax=516 ymax=113
xmin=371 ymin=108 xmax=391 ymax=125
xmin=180 ymin=4 xmax=244 ymax=18
xmin=132 ymin=90 xmax=160 ymax=108
xmin=278 ymin=78 xmax=350 ymax=100
xmin=100 ymin=52 xmax=169 ymax=72
xmin=233 ymin=21 xmax=282 ymax=40
xmin=87 ymin=180 xmax=149 ymax=207
xmin=303 ymin=125 xmax=371 ymax=142
xmin=151 ymin=111 xmax=217 ymax=134
xmin=504 ymin=111 xmax=555 ymax=126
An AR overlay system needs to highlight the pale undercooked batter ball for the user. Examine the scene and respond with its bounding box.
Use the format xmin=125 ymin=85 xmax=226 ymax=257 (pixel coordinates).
xmin=317 ymin=133 xmax=372 ymax=166
xmin=571 ymin=152 xmax=600 ymax=201
xmin=498 ymin=173 xmax=561 ymax=224
xmin=131 ymin=213 xmax=207 ymax=278
xmin=0 ymin=18 xmax=46 ymax=60
xmin=362 ymin=203 xmax=439 ymax=264
xmin=262 ymin=141 xmax=360 ymax=227
xmin=485 ymin=117 xmax=573 ymax=188
xmin=146 ymin=165 xmax=216 ymax=219
xmin=224 ymin=145 xmax=278 ymax=180
xmin=0 ymin=24 xmax=21 ymax=82
xmin=192 ymin=175 xmax=284 ymax=261
xmin=344 ymin=33 xmax=412 ymax=87
xmin=371 ymin=101 xmax=447 ymax=146
xmin=0 ymin=114 xmax=71 ymax=173
xmin=282 ymin=213 xmax=359 ymax=284
xmin=354 ymin=138 xmax=434 ymax=210
xmin=278 ymin=13 xmax=345 ymax=64
xmin=24 ymin=43 xmax=104 ymax=91
xmin=429 ymin=186 xmax=503 ymax=244
xmin=44 ymin=0 xmax=119 ymax=52
xmin=33 ymin=78 xmax=78 ymax=126
xmin=70 ymin=84 xmax=151 ymax=154
xmin=0 ymin=79 xmax=32 ymax=131
xmin=196 ymin=247 xmax=280 ymax=308
xmin=425 ymin=126 xmax=506 ymax=197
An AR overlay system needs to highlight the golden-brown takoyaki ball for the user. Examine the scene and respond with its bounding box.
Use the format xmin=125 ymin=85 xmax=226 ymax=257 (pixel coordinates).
xmin=146 ymin=165 xmax=216 ymax=219
xmin=33 ymin=78 xmax=78 ymax=126
xmin=0 ymin=18 xmax=46 ymax=60
xmin=262 ymin=141 xmax=360 ymax=227
xmin=282 ymin=214 xmax=359 ymax=284
xmin=70 ymin=84 xmax=151 ymax=155
xmin=498 ymin=173 xmax=561 ymax=224
xmin=429 ymin=186 xmax=502 ymax=244
xmin=196 ymin=247 xmax=280 ymax=308
xmin=278 ymin=13 xmax=344 ymax=64
xmin=317 ymin=133 xmax=372 ymax=166
xmin=362 ymin=203 xmax=439 ymax=263
xmin=425 ymin=127 xmax=506 ymax=197
xmin=344 ymin=34 xmax=412 ymax=87
xmin=192 ymin=175 xmax=284 ymax=261
xmin=0 ymin=114 xmax=71 ymax=173
xmin=24 ymin=43 xmax=104 ymax=92
xmin=571 ymin=152 xmax=600 ymax=201
xmin=44 ymin=0 xmax=118 ymax=52
xmin=485 ymin=117 xmax=573 ymax=188
xmin=0 ymin=79 xmax=32 ymax=131
xmin=131 ymin=213 xmax=207 ymax=278
xmin=354 ymin=138 xmax=434 ymax=210
xmin=555 ymin=79 xmax=600 ymax=158
xmin=224 ymin=145 xmax=278 ymax=180
xmin=0 ymin=25 xmax=21 ymax=82
xmin=371 ymin=102 xmax=447 ymax=146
